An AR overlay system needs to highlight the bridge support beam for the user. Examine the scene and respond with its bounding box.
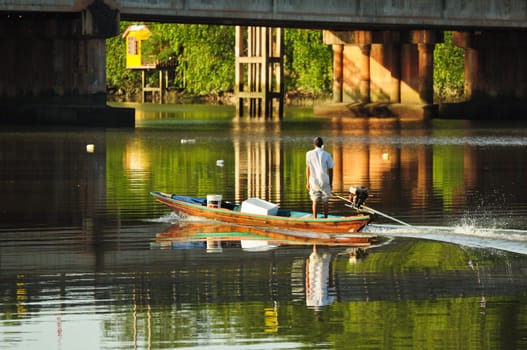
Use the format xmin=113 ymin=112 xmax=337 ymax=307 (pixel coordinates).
xmin=321 ymin=30 xmax=442 ymax=119
xmin=441 ymin=31 xmax=527 ymax=119
xmin=0 ymin=2 xmax=134 ymax=127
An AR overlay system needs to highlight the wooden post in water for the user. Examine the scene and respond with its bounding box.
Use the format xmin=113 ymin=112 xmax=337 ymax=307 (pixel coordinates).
xmin=235 ymin=26 xmax=284 ymax=119
xmin=141 ymin=69 xmax=164 ymax=103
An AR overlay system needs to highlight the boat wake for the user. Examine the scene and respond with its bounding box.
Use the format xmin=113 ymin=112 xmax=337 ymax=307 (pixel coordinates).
xmin=145 ymin=212 xmax=181 ymax=223
xmin=363 ymin=223 xmax=527 ymax=255
xmin=146 ymin=212 xmax=214 ymax=224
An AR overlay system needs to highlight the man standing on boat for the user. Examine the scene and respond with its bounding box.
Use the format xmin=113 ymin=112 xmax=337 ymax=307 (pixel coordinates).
xmin=306 ymin=136 xmax=334 ymax=218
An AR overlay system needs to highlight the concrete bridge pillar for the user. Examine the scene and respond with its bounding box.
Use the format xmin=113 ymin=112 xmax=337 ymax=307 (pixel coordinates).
xmin=370 ymin=38 xmax=401 ymax=103
xmin=448 ymin=31 xmax=527 ymax=119
xmin=322 ymin=29 xmax=442 ymax=118
xmin=332 ymin=45 xmax=343 ymax=103
xmin=417 ymin=43 xmax=434 ymax=104
xmin=333 ymin=31 xmax=372 ymax=103
xmin=342 ymin=45 xmax=360 ymax=103
xmin=0 ymin=1 xmax=134 ymax=126
xmin=359 ymin=44 xmax=371 ymax=103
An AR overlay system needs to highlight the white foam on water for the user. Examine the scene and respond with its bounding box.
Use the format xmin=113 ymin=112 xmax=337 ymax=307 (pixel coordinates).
xmin=145 ymin=212 xmax=182 ymax=223
xmin=363 ymin=223 xmax=527 ymax=255
xmin=147 ymin=212 xmax=220 ymax=224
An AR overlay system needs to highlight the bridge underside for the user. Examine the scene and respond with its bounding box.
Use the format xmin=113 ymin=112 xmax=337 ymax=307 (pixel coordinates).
xmin=0 ymin=8 xmax=134 ymax=127
xmin=2 ymin=4 xmax=527 ymax=124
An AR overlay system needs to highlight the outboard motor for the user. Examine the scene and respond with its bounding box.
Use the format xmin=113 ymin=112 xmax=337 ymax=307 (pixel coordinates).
xmin=349 ymin=186 xmax=369 ymax=208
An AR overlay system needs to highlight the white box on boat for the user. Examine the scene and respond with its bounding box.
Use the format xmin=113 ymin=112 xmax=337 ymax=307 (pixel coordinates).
xmin=241 ymin=198 xmax=278 ymax=216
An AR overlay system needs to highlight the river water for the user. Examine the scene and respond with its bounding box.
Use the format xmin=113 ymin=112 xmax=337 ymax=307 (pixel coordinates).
xmin=1 ymin=103 xmax=527 ymax=349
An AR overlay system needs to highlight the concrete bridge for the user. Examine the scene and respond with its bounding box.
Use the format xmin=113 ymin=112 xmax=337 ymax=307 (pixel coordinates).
xmin=1 ymin=0 xmax=527 ymax=125
xmin=5 ymin=0 xmax=527 ymax=29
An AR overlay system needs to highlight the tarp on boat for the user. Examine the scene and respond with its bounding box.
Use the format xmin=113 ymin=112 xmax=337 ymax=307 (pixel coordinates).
xmin=170 ymin=195 xmax=207 ymax=206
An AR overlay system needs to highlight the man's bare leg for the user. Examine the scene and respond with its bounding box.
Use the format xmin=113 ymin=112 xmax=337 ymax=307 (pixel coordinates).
xmin=312 ymin=201 xmax=318 ymax=218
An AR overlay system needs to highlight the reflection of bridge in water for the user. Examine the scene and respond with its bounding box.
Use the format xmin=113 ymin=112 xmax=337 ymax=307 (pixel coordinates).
xmin=230 ymin=117 xmax=476 ymax=212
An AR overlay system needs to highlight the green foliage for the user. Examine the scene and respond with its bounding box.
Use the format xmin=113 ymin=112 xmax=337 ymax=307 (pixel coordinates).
xmin=106 ymin=23 xmax=333 ymax=99
xmin=106 ymin=21 xmax=141 ymax=93
xmin=142 ymin=23 xmax=236 ymax=94
xmin=284 ymin=29 xmax=333 ymax=93
xmin=434 ymin=31 xmax=465 ymax=102
xmin=108 ymin=25 xmax=464 ymax=102
xmin=141 ymin=23 xmax=181 ymax=63
xmin=179 ymin=25 xmax=235 ymax=95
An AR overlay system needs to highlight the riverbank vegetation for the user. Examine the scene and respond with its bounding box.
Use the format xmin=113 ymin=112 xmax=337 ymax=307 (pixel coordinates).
xmin=107 ymin=23 xmax=464 ymax=104
xmin=433 ymin=31 xmax=465 ymax=102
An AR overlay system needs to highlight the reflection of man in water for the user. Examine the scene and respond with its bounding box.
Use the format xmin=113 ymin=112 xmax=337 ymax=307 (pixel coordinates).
xmin=305 ymin=245 xmax=335 ymax=309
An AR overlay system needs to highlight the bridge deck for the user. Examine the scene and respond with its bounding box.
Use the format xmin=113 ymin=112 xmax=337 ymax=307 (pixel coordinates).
xmin=1 ymin=0 xmax=527 ymax=30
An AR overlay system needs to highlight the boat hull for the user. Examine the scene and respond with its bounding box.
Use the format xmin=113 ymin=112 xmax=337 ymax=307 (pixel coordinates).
xmin=150 ymin=192 xmax=372 ymax=233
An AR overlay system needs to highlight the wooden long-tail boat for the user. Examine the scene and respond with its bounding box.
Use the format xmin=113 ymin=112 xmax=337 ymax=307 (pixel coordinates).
xmin=150 ymin=192 xmax=373 ymax=233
